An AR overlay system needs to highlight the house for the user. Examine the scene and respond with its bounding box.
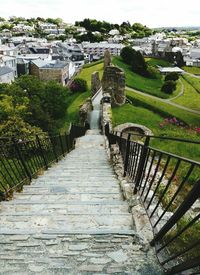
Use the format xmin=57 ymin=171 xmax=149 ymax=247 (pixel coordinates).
xmin=30 ymin=60 xmax=70 ymax=85
xmin=82 ymin=42 xmax=124 ymax=58
xmin=0 ymin=55 xmax=17 ymax=77
xmin=0 ymin=66 xmax=15 ymax=83
xmin=158 ymin=66 xmax=184 ymax=74
xmin=0 ymin=45 xmax=17 ymax=56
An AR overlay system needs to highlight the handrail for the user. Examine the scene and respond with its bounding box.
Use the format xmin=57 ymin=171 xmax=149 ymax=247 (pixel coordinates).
xmin=105 ymin=125 xmax=200 ymax=275
xmin=0 ymin=124 xmax=87 ymax=200
xmin=114 ymin=130 xmax=200 ymax=145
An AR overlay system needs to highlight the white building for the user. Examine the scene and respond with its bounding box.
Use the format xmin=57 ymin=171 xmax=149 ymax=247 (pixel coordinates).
xmin=0 ymin=55 xmax=17 ymax=77
xmin=82 ymin=42 xmax=124 ymax=57
xmin=0 ymin=66 xmax=15 ymax=83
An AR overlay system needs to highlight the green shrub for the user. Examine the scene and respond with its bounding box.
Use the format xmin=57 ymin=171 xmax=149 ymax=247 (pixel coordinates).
xmin=69 ymin=78 xmax=88 ymax=93
xmin=161 ymin=80 xmax=176 ymax=94
xmin=147 ymin=66 xmax=160 ymax=79
xmin=165 ymin=72 xmax=179 ymax=81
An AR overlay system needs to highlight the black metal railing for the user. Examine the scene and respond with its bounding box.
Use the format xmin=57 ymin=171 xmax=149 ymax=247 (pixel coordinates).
xmin=0 ymin=124 xmax=87 ymax=200
xmin=105 ymin=124 xmax=200 ymax=275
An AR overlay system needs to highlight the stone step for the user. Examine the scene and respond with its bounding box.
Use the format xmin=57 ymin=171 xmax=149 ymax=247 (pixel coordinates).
xmin=0 ymin=203 xmax=129 ymax=215
xmin=24 ymin=183 xmax=119 ymax=188
xmin=20 ymin=186 xmax=120 ymax=193
xmin=0 ymin=214 xmax=133 ymax=231
xmin=12 ymin=193 xmax=122 ymax=202
xmin=31 ymin=179 xmax=118 ymax=185
xmin=0 ymin=229 xmax=136 ymax=236
xmin=2 ymin=200 xmax=127 ymax=205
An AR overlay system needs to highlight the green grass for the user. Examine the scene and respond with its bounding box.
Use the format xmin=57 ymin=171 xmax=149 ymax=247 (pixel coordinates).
xmin=172 ymin=77 xmax=200 ymax=111
xmin=145 ymin=57 xmax=172 ymax=67
xmin=183 ymin=66 xmax=200 ymax=75
xmin=182 ymin=74 xmax=200 ymax=94
xmin=112 ymin=56 xmax=179 ymax=99
xmin=112 ymin=89 xmax=200 ymax=160
xmin=78 ymin=62 xmax=104 ymax=89
xmin=83 ymin=59 xmax=104 ymax=68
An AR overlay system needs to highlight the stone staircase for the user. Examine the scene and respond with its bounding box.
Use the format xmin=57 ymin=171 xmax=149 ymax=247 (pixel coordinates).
xmin=0 ymin=130 xmax=163 ymax=274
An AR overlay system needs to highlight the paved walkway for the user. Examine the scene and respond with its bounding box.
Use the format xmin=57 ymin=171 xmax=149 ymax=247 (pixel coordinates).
xmin=0 ymin=130 xmax=162 ymax=274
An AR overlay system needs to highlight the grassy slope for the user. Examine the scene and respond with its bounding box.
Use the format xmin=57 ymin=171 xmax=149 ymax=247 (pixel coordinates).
xmin=58 ymin=62 xmax=104 ymax=132
xmin=182 ymin=74 xmax=200 ymax=93
xmin=183 ymin=66 xmax=200 ymax=75
xmin=145 ymin=57 xmax=172 ymax=67
xmin=173 ymin=77 xmax=200 ymax=111
xmin=112 ymin=56 xmax=180 ymax=99
xmin=78 ymin=63 xmax=104 ymax=88
xmin=112 ymin=89 xmax=200 ymax=160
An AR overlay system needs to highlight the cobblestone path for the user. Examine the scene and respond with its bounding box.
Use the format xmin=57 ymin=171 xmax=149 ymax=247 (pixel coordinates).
xmin=0 ymin=130 xmax=162 ymax=274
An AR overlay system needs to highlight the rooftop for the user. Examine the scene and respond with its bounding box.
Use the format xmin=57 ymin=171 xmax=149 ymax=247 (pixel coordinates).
xmin=158 ymin=66 xmax=184 ymax=74
xmin=0 ymin=66 xmax=14 ymax=76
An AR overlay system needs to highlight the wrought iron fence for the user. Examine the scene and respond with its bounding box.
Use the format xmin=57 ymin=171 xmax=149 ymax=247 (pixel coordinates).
xmin=0 ymin=124 xmax=87 ymax=200
xmin=105 ymin=124 xmax=200 ymax=275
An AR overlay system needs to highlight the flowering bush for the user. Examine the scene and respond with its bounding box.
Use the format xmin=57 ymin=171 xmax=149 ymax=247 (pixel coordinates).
xmin=159 ymin=117 xmax=200 ymax=135
xmin=69 ymin=78 xmax=88 ymax=93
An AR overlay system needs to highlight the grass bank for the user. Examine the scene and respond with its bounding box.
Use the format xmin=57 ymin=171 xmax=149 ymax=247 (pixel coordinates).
xmin=112 ymin=89 xmax=200 ymax=160
xmin=112 ymin=56 xmax=180 ymax=99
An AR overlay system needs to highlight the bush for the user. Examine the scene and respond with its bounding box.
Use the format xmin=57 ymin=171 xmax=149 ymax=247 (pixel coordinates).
xmin=147 ymin=66 xmax=160 ymax=79
xmin=165 ymin=72 xmax=179 ymax=81
xmin=161 ymin=80 xmax=176 ymax=94
xmin=69 ymin=78 xmax=88 ymax=93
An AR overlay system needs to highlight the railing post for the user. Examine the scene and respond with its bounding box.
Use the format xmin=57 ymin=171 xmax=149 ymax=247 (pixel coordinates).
xmin=134 ymin=136 xmax=150 ymax=194
xmin=59 ymin=134 xmax=65 ymax=157
xmin=12 ymin=138 xmax=32 ymax=181
xmin=36 ymin=135 xmax=48 ymax=170
xmin=65 ymin=132 xmax=70 ymax=152
xmin=50 ymin=137 xmax=58 ymax=162
xmin=105 ymin=123 xmax=110 ymax=137
xmin=123 ymin=133 xmax=131 ymax=177
xmin=150 ymin=179 xmax=200 ymax=246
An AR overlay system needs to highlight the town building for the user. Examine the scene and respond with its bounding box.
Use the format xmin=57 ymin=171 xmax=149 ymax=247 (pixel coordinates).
xmin=0 ymin=66 xmax=15 ymax=83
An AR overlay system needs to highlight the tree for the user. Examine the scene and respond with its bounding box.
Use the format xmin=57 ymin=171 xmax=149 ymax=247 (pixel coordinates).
xmin=175 ymin=51 xmax=185 ymax=67
xmin=13 ymin=75 xmax=68 ymax=133
xmin=161 ymin=80 xmax=176 ymax=94
xmin=69 ymin=78 xmax=88 ymax=93
xmin=120 ymin=47 xmax=148 ymax=76
xmin=45 ymin=81 xmax=68 ymax=119
xmin=131 ymin=51 xmax=148 ymax=76
xmin=165 ymin=72 xmax=179 ymax=81
xmin=120 ymin=46 xmax=135 ymax=65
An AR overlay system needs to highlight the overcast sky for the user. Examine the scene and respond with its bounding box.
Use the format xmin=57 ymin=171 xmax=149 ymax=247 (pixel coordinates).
xmin=0 ymin=0 xmax=200 ymax=28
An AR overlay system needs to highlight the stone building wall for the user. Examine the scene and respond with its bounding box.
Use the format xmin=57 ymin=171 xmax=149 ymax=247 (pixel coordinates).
xmin=30 ymin=63 xmax=69 ymax=85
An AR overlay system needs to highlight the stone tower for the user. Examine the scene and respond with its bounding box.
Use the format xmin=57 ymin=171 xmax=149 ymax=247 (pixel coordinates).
xmin=102 ymin=66 xmax=126 ymax=106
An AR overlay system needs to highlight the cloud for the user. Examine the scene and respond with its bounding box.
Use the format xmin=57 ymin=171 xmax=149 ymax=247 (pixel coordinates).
xmin=0 ymin=0 xmax=200 ymax=27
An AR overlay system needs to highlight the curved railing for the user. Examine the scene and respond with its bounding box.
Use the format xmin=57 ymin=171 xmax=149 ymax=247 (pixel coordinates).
xmin=105 ymin=124 xmax=200 ymax=275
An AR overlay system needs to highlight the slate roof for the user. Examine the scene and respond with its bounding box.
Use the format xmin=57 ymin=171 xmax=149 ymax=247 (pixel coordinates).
xmin=0 ymin=66 xmax=14 ymax=76
xmin=31 ymin=60 xmax=69 ymax=69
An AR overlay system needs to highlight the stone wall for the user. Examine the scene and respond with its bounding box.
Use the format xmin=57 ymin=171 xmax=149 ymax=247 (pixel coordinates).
xmin=114 ymin=123 xmax=153 ymax=136
xmin=104 ymin=49 xmax=111 ymax=69
xmin=91 ymin=71 xmax=101 ymax=96
xmin=101 ymin=66 xmax=126 ymax=106
xmin=101 ymin=93 xmax=112 ymax=134
xmin=79 ymin=99 xmax=92 ymax=125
